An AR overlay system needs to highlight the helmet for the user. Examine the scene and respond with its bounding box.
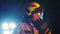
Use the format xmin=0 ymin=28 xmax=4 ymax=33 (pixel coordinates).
xmin=29 ymin=2 xmax=40 ymax=8
xmin=27 ymin=2 xmax=41 ymax=15
xmin=32 ymin=7 xmax=44 ymax=14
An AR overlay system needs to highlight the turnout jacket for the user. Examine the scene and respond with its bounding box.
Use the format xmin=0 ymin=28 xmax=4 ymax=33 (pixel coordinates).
xmin=16 ymin=19 xmax=51 ymax=34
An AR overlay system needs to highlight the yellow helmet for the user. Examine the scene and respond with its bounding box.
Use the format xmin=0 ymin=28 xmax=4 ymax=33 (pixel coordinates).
xmin=30 ymin=2 xmax=41 ymax=8
xmin=27 ymin=2 xmax=41 ymax=15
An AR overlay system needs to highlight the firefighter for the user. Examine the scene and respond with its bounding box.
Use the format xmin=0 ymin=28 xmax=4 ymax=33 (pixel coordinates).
xmin=16 ymin=1 xmax=51 ymax=34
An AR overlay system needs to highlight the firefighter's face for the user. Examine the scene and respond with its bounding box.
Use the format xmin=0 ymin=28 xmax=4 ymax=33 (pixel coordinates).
xmin=31 ymin=12 xmax=40 ymax=21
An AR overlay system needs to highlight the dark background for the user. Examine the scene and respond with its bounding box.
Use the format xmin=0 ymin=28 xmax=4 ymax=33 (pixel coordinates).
xmin=46 ymin=0 xmax=60 ymax=34
xmin=0 ymin=0 xmax=60 ymax=34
